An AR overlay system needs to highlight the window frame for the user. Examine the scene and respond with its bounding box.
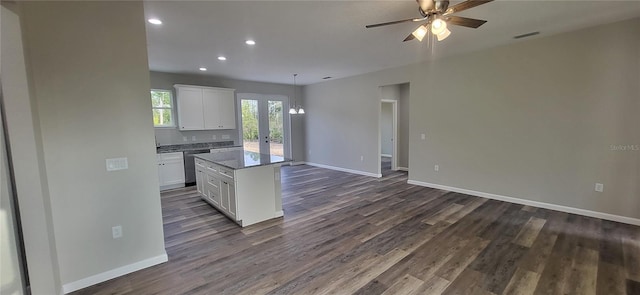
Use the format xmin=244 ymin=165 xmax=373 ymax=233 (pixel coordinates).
xmin=151 ymin=89 xmax=176 ymax=128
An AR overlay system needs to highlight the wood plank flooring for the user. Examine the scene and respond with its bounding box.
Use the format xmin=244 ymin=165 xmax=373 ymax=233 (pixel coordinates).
xmin=73 ymin=164 xmax=640 ymax=295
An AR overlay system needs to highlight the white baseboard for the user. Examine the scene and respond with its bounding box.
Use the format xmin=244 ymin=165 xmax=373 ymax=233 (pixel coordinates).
xmin=275 ymin=210 xmax=284 ymax=217
xmin=305 ymin=162 xmax=382 ymax=178
xmin=62 ymin=252 xmax=168 ymax=294
xmin=160 ymin=183 xmax=185 ymax=191
xmin=407 ymin=180 xmax=640 ymax=226
xmin=289 ymin=161 xmax=305 ymax=166
xmin=381 ymin=154 xmax=392 ymax=158
xmin=397 ymin=167 xmax=408 ymax=171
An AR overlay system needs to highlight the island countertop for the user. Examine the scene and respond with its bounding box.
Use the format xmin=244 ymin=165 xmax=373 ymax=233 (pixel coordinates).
xmin=194 ymin=150 xmax=290 ymax=170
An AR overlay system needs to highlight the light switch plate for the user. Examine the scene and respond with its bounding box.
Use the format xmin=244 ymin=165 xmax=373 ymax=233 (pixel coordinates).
xmin=106 ymin=157 xmax=128 ymax=171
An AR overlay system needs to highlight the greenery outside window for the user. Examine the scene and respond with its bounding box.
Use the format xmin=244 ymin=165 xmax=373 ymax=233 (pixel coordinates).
xmin=151 ymin=89 xmax=174 ymax=127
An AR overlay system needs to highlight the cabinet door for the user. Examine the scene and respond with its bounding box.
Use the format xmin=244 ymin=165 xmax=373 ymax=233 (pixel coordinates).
xmin=217 ymin=91 xmax=236 ymax=129
xmin=227 ymin=183 xmax=237 ymax=219
xmin=196 ymin=168 xmax=204 ymax=195
xmin=202 ymin=89 xmax=222 ymax=129
xmin=220 ymin=179 xmax=230 ymax=212
xmin=162 ymin=157 xmax=186 ymax=185
xmin=206 ymin=174 xmax=221 ymax=206
xmin=157 ymin=155 xmax=164 ymax=186
xmin=177 ymin=87 xmax=204 ymax=130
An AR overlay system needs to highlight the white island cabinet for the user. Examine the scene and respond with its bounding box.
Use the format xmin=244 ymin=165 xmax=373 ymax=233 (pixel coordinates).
xmin=194 ymin=151 xmax=288 ymax=227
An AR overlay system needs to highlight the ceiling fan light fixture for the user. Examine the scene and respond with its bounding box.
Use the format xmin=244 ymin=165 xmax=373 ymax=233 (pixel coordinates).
xmin=289 ymin=108 xmax=297 ymax=114
xmin=430 ymin=18 xmax=447 ymax=35
xmin=412 ymin=25 xmax=428 ymax=42
xmin=436 ymin=27 xmax=451 ymax=41
xmin=297 ymin=108 xmax=305 ymax=114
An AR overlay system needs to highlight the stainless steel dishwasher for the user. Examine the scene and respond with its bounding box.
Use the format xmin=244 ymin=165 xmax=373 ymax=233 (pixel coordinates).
xmin=183 ymin=149 xmax=211 ymax=186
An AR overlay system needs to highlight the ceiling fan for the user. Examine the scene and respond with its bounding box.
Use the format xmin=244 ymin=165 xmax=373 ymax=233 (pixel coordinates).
xmin=366 ymin=0 xmax=493 ymax=42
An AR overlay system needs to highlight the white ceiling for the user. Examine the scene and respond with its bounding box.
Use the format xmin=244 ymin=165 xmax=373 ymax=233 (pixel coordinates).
xmin=144 ymin=1 xmax=640 ymax=85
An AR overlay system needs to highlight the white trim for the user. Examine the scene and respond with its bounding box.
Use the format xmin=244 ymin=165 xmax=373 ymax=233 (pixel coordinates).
xmin=305 ymin=162 xmax=382 ymax=178
xmin=160 ymin=183 xmax=185 ymax=191
xmin=381 ymin=154 xmax=392 ymax=158
xmin=62 ymin=253 xmax=168 ymax=294
xmin=275 ymin=210 xmax=284 ymax=217
xmin=397 ymin=167 xmax=409 ymax=171
xmin=407 ymin=179 xmax=640 ymax=226
xmin=289 ymin=161 xmax=305 ymax=166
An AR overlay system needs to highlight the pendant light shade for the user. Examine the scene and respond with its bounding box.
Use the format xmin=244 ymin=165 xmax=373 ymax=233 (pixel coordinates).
xmin=290 ymin=73 xmax=304 ymax=115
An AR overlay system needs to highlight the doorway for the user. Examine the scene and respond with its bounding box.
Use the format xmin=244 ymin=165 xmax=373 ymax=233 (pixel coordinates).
xmin=380 ymin=100 xmax=398 ymax=175
xmin=237 ymin=93 xmax=290 ymax=157
xmin=378 ymin=83 xmax=410 ymax=176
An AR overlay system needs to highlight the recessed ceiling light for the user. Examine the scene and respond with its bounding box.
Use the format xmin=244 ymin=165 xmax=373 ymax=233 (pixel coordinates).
xmin=148 ymin=18 xmax=162 ymax=25
xmin=199 ymin=67 xmax=207 ymax=71
xmin=217 ymin=56 xmax=227 ymax=61
xmin=245 ymin=40 xmax=256 ymax=45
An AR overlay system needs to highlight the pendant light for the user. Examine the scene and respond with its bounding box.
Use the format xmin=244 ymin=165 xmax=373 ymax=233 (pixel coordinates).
xmin=289 ymin=74 xmax=304 ymax=115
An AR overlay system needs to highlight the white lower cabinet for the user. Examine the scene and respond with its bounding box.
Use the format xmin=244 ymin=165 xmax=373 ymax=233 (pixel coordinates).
xmin=157 ymin=152 xmax=185 ymax=191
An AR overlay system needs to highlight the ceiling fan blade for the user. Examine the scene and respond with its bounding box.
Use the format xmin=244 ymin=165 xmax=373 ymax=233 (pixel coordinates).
xmin=446 ymin=16 xmax=487 ymax=28
xmin=366 ymin=17 xmax=423 ymax=28
xmin=445 ymin=0 xmax=493 ymax=15
xmin=403 ymin=33 xmax=416 ymax=42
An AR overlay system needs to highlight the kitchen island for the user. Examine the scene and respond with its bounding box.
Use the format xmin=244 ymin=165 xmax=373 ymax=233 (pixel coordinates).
xmin=194 ymin=150 xmax=290 ymax=227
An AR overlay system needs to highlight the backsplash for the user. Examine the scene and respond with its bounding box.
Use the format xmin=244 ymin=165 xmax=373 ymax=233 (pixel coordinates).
xmin=155 ymin=127 xmax=239 ymax=146
xmin=156 ymin=141 xmax=236 ymax=153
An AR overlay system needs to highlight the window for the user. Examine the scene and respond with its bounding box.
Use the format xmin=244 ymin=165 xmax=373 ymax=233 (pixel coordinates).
xmin=151 ymin=89 xmax=174 ymax=127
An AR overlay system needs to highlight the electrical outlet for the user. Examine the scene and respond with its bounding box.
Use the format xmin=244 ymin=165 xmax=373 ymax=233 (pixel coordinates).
xmin=360 ymin=155 xmax=364 ymax=161
xmin=595 ymin=183 xmax=604 ymax=192
xmin=212 ymin=135 xmax=217 ymax=140
xmin=434 ymin=165 xmax=439 ymax=172
xmin=308 ymin=149 xmax=312 ymax=155
xmin=182 ymin=136 xmax=187 ymax=142
xmin=421 ymin=134 xmax=426 ymax=140
xmin=112 ymin=225 xmax=122 ymax=239
xmin=221 ymin=134 xmax=231 ymax=140
xmin=191 ymin=136 xmax=196 ymax=141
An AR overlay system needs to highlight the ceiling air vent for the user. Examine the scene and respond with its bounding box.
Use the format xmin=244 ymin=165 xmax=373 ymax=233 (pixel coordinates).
xmin=513 ymin=32 xmax=540 ymax=39
xmin=322 ymin=76 xmax=332 ymax=80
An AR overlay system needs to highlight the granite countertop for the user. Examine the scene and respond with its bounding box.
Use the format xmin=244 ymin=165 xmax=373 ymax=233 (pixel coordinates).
xmin=194 ymin=150 xmax=290 ymax=170
xmin=156 ymin=141 xmax=240 ymax=153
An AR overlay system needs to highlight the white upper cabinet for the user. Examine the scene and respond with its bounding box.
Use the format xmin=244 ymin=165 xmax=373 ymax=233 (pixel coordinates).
xmin=175 ymin=85 xmax=236 ymax=130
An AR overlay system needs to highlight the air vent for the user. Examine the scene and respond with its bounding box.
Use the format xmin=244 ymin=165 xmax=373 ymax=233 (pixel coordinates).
xmin=514 ymin=32 xmax=540 ymax=39
xmin=322 ymin=76 xmax=332 ymax=80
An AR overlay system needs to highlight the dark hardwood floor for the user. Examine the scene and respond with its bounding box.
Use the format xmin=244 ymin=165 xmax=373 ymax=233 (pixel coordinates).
xmin=75 ymin=165 xmax=640 ymax=295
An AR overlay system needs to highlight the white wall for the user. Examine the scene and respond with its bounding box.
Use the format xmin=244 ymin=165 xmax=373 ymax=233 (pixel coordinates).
xmin=1 ymin=3 xmax=61 ymax=294
xmin=0 ymin=96 xmax=25 ymax=295
xmin=150 ymin=71 xmax=306 ymax=162
xmin=18 ymin=1 xmax=167 ymax=291
xmin=304 ymin=18 xmax=640 ymax=220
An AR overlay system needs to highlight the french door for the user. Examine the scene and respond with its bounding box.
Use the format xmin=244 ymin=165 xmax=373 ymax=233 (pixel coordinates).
xmin=237 ymin=93 xmax=290 ymax=157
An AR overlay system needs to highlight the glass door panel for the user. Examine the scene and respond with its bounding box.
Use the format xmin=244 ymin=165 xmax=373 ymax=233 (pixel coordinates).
xmin=241 ymin=99 xmax=260 ymax=153
xmin=238 ymin=94 xmax=290 ymax=157
xmin=267 ymin=100 xmax=284 ymax=157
